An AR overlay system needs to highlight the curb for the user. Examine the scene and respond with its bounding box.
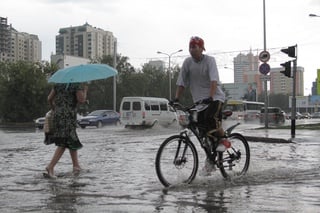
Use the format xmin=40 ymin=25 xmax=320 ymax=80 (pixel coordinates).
xmin=244 ymin=136 xmax=292 ymax=143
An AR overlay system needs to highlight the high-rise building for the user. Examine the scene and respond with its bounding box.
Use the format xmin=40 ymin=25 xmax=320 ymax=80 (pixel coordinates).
xmin=233 ymin=51 xmax=259 ymax=84
xmin=226 ymin=50 xmax=305 ymax=99
xmin=0 ymin=17 xmax=41 ymax=62
xmin=0 ymin=17 xmax=10 ymax=57
xmin=55 ymin=23 xmax=117 ymax=60
xmin=312 ymin=80 xmax=317 ymax=96
xmin=232 ymin=51 xmax=262 ymax=99
xmin=270 ymin=66 xmax=304 ymax=96
xmin=10 ymin=30 xmax=42 ymax=62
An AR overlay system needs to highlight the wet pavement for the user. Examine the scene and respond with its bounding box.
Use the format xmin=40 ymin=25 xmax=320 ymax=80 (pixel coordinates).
xmin=1 ymin=119 xmax=320 ymax=212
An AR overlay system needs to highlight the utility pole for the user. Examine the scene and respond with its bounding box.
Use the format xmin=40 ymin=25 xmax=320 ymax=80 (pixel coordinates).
xmin=157 ymin=49 xmax=183 ymax=100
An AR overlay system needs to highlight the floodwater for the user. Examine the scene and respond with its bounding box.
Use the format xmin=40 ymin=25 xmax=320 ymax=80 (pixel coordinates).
xmin=1 ymin=120 xmax=320 ymax=213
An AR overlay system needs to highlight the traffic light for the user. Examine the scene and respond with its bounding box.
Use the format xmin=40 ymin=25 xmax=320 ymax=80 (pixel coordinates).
xmin=281 ymin=45 xmax=297 ymax=58
xmin=280 ymin=61 xmax=291 ymax=77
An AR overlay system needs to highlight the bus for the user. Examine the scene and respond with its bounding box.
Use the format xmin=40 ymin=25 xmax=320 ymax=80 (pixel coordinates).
xmin=225 ymin=100 xmax=264 ymax=121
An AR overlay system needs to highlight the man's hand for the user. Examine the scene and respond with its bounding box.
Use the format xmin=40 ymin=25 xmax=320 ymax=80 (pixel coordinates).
xmin=202 ymin=97 xmax=213 ymax=104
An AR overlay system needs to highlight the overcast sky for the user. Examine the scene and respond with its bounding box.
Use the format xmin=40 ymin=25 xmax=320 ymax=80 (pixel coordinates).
xmin=1 ymin=0 xmax=320 ymax=95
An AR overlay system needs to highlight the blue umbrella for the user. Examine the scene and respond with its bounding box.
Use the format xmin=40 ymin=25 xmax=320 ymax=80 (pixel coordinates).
xmin=48 ymin=64 xmax=118 ymax=83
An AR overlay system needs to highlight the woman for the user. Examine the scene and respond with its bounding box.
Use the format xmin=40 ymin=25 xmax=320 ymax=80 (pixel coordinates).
xmin=45 ymin=83 xmax=88 ymax=178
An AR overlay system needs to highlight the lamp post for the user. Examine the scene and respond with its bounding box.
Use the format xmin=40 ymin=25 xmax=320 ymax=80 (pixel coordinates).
xmin=157 ymin=49 xmax=183 ymax=100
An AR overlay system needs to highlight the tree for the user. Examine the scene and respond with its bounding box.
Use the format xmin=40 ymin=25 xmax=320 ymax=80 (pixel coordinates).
xmin=140 ymin=64 xmax=168 ymax=98
xmin=0 ymin=54 xmax=187 ymax=122
xmin=0 ymin=61 xmax=52 ymax=122
xmin=87 ymin=54 xmax=136 ymax=111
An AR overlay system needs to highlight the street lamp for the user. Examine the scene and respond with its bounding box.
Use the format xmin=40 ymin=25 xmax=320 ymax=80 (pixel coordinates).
xmin=157 ymin=49 xmax=183 ymax=100
xmin=309 ymin=13 xmax=320 ymax=17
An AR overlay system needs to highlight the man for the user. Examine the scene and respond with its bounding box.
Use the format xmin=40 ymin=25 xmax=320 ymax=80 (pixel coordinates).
xmin=173 ymin=36 xmax=228 ymax=174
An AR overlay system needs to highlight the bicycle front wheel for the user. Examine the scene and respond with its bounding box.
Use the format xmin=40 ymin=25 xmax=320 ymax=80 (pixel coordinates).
xmin=218 ymin=133 xmax=250 ymax=179
xmin=155 ymin=135 xmax=198 ymax=187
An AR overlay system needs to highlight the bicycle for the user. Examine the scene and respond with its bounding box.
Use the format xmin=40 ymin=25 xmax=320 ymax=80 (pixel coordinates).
xmin=155 ymin=102 xmax=250 ymax=187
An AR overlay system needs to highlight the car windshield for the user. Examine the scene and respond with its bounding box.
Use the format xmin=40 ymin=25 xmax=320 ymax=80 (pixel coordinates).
xmin=88 ymin=110 xmax=105 ymax=116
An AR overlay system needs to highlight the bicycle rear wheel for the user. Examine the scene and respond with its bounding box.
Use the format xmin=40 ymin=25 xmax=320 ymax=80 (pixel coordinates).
xmin=218 ymin=133 xmax=250 ymax=178
xmin=155 ymin=135 xmax=198 ymax=187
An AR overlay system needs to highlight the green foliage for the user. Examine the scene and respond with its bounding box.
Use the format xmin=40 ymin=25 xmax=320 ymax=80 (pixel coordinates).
xmin=0 ymin=61 xmax=53 ymax=122
xmin=0 ymin=55 xmax=192 ymax=122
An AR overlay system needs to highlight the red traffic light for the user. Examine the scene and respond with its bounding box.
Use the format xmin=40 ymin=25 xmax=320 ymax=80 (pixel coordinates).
xmin=281 ymin=45 xmax=297 ymax=58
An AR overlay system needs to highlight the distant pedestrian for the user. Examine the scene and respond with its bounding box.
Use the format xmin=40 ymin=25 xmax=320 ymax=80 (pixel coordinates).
xmin=44 ymin=83 xmax=88 ymax=178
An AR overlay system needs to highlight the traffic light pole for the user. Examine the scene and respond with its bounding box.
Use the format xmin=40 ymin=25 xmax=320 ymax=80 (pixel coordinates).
xmin=291 ymin=59 xmax=297 ymax=138
xmin=280 ymin=44 xmax=297 ymax=139
xmin=263 ymin=0 xmax=269 ymax=128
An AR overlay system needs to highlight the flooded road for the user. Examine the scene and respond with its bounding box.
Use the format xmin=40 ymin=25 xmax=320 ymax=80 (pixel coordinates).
xmin=1 ymin=121 xmax=320 ymax=212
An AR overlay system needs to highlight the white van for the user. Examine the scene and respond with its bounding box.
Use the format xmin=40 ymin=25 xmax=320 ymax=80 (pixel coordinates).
xmin=120 ymin=97 xmax=177 ymax=128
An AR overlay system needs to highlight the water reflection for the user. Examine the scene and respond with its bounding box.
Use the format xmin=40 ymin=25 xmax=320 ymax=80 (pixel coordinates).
xmin=46 ymin=179 xmax=79 ymax=212
xmin=1 ymin=125 xmax=320 ymax=212
xmin=201 ymin=190 xmax=228 ymax=212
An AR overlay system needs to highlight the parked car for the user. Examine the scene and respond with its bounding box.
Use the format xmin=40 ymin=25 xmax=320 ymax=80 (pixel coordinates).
xmin=78 ymin=110 xmax=120 ymax=128
xmin=34 ymin=117 xmax=45 ymax=129
xmin=301 ymin=112 xmax=311 ymax=119
xmin=311 ymin=112 xmax=320 ymax=119
xmin=259 ymin=107 xmax=285 ymax=124
xmin=288 ymin=112 xmax=303 ymax=119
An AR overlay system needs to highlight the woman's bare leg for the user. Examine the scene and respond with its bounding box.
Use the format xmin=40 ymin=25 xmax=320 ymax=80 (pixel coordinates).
xmin=69 ymin=149 xmax=81 ymax=172
xmin=46 ymin=146 xmax=66 ymax=177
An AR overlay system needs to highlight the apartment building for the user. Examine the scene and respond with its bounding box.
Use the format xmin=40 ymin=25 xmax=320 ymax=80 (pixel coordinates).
xmin=0 ymin=17 xmax=10 ymax=57
xmin=145 ymin=60 xmax=165 ymax=71
xmin=55 ymin=23 xmax=117 ymax=60
xmin=0 ymin=17 xmax=41 ymax=62
xmin=229 ymin=51 xmax=262 ymax=99
xmin=233 ymin=51 xmax=259 ymax=84
xmin=224 ymin=51 xmax=305 ymax=100
xmin=269 ymin=66 xmax=304 ymax=96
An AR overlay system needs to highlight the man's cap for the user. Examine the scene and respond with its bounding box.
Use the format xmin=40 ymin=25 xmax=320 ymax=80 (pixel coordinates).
xmin=189 ymin=36 xmax=205 ymax=50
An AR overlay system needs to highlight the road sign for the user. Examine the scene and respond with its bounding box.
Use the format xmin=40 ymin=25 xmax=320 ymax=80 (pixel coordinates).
xmin=259 ymin=63 xmax=270 ymax=75
xmin=259 ymin=50 xmax=270 ymax=63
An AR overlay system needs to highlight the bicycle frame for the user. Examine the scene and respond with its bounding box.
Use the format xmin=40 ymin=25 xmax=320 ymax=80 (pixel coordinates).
xmin=175 ymin=102 xmax=241 ymax=161
xmin=156 ymin=103 xmax=250 ymax=187
xmin=177 ymin=111 xmax=215 ymax=159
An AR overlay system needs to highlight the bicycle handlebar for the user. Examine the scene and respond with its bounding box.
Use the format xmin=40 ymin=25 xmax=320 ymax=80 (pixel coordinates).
xmin=169 ymin=102 xmax=199 ymax=112
xmin=170 ymin=102 xmax=233 ymax=119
